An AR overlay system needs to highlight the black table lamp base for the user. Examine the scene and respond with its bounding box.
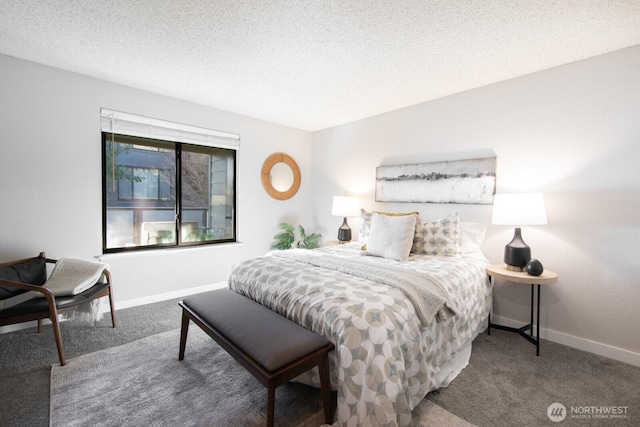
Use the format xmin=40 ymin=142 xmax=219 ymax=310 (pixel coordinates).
xmin=337 ymin=217 xmax=351 ymax=243
xmin=504 ymin=227 xmax=531 ymax=272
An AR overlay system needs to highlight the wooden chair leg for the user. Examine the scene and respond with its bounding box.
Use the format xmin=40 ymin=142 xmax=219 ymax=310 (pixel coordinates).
xmin=319 ymin=354 xmax=333 ymax=424
xmin=104 ymin=271 xmax=117 ymax=328
xmin=267 ymin=385 xmax=275 ymax=427
xmin=178 ymin=312 xmax=190 ymax=361
xmin=108 ymin=288 xmax=117 ymax=328
xmin=50 ymin=314 xmax=66 ymax=366
xmin=37 ymin=319 xmax=43 ymax=333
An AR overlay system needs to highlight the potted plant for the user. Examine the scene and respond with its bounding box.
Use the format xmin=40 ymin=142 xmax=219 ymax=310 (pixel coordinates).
xmin=270 ymin=222 xmax=322 ymax=250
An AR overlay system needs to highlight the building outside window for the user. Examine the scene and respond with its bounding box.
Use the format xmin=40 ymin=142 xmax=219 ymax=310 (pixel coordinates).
xmin=101 ymin=109 xmax=238 ymax=253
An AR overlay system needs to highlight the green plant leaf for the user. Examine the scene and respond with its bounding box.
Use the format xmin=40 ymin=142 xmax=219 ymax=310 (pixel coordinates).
xmin=302 ymin=232 xmax=322 ymax=249
xmin=270 ymin=222 xmax=321 ymax=250
xmin=270 ymin=222 xmax=296 ymax=250
xmin=278 ymin=222 xmax=295 ymax=233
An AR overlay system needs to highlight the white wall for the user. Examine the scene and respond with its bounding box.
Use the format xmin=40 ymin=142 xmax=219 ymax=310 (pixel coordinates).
xmin=310 ymin=46 xmax=640 ymax=365
xmin=2 ymin=47 xmax=639 ymax=366
xmin=0 ymin=54 xmax=312 ymax=303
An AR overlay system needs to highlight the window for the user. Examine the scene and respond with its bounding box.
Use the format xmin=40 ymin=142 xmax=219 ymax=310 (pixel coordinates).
xmin=101 ymin=109 xmax=239 ymax=253
xmin=116 ymin=167 xmax=163 ymax=201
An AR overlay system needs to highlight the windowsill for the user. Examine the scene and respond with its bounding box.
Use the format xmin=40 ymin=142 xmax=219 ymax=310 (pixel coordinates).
xmin=96 ymin=241 xmax=244 ymax=261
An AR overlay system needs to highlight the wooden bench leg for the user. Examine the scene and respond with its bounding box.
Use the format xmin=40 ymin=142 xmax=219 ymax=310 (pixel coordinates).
xmin=178 ymin=311 xmax=190 ymax=361
xmin=267 ymin=385 xmax=276 ymax=427
xmin=319 ymin=354 xmax=333 ymax=424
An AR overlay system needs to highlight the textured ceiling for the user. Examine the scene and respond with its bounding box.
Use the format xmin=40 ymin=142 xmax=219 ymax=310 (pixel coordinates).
xmin=2 ymin=1 xmax=640 ymax=131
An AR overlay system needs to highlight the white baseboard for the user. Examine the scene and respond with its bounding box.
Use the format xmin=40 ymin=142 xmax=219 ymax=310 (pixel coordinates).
xmin=490 ymin=314 xmax=640 ymax=367
xmin=114 ymin=281 xmax=227 ymax=310
xmin=0 ymin=322 xmax=34 ymax=334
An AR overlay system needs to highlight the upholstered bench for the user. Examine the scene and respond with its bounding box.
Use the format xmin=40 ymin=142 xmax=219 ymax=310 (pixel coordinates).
xmin=178 ymin=289 xmax=334 ymax=426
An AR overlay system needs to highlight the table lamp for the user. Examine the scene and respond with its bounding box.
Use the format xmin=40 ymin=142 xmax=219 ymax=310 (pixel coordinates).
xmin=492 ymin=193 xmax=547 ymax=271
xmin=331 ymin=196 xmax=359 ymax=243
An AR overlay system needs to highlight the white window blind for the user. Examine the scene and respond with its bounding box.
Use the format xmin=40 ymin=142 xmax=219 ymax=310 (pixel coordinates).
xmin=100 ymin=108 xmax=240 ymax=150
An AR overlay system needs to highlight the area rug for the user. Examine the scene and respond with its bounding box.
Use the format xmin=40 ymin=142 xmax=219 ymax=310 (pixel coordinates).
xmin=50 ymin=327 xmax=473 ymax=426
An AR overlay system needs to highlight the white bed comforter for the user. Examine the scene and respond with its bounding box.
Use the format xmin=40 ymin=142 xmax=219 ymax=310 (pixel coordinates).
xmin=228 ymin=243 xmax=490 ymax=426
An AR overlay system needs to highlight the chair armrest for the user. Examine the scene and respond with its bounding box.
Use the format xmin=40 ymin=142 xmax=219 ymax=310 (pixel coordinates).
xmin=0 ymin=278 xmax=55 ymax=298
xmin=0 ymin=278 xmax=59 ymax=322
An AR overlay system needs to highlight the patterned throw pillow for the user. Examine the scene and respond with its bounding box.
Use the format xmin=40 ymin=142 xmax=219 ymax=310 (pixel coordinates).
xmin=411 ymin=214 xmax=461 ymax=256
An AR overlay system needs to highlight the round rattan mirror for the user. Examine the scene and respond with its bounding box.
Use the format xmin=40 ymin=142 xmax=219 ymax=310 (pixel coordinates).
xmin=261 ymin=152 xmax=301 ymax=200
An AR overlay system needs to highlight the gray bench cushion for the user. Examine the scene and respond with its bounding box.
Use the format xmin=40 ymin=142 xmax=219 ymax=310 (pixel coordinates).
xmin=182 ymin=289 xmax=330 ymax=372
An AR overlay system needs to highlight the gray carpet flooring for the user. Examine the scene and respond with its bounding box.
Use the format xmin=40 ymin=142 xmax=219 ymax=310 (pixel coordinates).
xmin=1 ymin=298 xmax=638 ymax=426
xmin=428 ymin=330 xmax=639 ymax=426
xmin=48 ymin=327 xmax=472 ymax=426
xmin=49 ymin=328 xmax=331 ymax=427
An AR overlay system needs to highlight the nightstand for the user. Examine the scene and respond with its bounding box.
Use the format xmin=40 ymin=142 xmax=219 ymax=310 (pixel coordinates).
xmin=323 ymin=240 xmax=344 ymax=246
xmin=487 ymin=264 xmax=558 ymax=356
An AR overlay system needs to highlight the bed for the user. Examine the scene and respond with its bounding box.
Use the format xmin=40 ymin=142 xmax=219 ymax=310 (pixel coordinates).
xmin=228 ymin=212 xmax=491 ymax=426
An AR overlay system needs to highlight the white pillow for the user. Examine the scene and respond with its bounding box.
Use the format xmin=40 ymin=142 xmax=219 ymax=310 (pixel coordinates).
xmin=459 ymin=222 xmax=486 ymax=254
xmin=365 ymin=213 xmax=417 ymax=261
xmin=358 ymin=209 xmax=420 ymax=243
xmin=358 ymin=209 xmax=373 ymax=242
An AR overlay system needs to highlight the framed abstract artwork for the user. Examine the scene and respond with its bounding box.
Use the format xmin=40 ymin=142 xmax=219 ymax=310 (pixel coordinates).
xmin=375 ymin=157 xmax=496 ymax=204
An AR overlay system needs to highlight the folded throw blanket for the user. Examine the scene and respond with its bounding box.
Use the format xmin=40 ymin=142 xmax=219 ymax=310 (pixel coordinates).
xmin=272 ymin=250 xmax=456 ymax=326
xmin=35 ymin=258 xmax=107 ymax=297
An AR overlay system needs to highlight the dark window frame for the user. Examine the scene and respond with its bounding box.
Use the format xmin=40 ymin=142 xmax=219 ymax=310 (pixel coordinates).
xmin=102 ymin=132 xmax=237 ymax=254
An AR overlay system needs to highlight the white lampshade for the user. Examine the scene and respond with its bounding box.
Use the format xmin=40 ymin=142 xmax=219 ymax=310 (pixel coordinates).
xmin=331 ymin=196 xmax=360 ymax=217
xmin=492 ymin=193 xmax=547 ymax=226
